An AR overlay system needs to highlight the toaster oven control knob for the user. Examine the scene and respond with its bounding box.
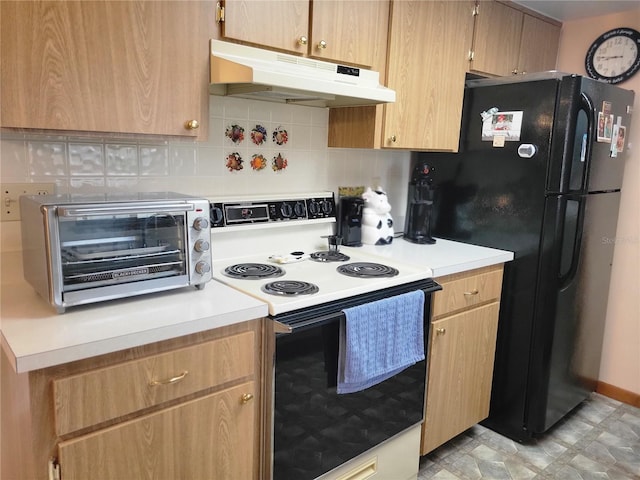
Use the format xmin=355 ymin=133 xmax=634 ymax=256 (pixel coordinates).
xmin=194 ymin=239 xmax=210 ymax=252
xmin=193 ymin=217 xmax=209 ymax=231
xmin=321 ymin=200 xmax=333 ymax=215
xmin=195 ymin=261 xmax=211 ymax=275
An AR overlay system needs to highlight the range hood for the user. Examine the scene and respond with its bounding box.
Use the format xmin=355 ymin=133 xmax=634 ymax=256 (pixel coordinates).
xmin=209 ymin=40 xmax=395 ymax=108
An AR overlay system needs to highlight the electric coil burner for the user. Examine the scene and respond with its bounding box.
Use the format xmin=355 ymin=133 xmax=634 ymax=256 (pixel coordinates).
xmin=309 ymin=251 xmax=350 ymax=262
xmin=223 ymin=263 xmax=285 ymax=279
xmin=262 ymin=280 xmax=319 ymax=296
xmin=337 ymin=262 xmax=399 ymax=278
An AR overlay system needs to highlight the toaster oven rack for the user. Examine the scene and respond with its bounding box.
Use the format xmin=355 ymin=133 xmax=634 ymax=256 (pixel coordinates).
xmin=63 ymin=260 xmax=184 ymax=290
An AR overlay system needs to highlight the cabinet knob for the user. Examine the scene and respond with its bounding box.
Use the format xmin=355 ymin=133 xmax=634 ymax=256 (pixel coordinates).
xmin=317 ymin=40 xmax=327 ymax=50
xmin=389 ymin=135 xmax=397 ymax=143
xmin=185 ymin=119 xmax=200 ymax=130
xmin=511 ymin=69 xmax=519 ymax=75
xmin=298 ymin=36 xmax=308 ymax=46
xmin=436 ymin=328 xmax=446 ymax=335
xmin=241 ymin=393 xmax=254 ymax=404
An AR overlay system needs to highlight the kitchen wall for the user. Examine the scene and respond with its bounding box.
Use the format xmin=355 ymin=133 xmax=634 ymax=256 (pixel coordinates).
xmin=0 ymin=96 xmax=412 ymax=251
xmin=556 ymin=9 xmax=640 ymax=398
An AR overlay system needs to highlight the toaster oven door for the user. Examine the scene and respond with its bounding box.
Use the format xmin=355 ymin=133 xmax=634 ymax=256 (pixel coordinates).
xmin=53 ymin=204 xmax=192 ymax=305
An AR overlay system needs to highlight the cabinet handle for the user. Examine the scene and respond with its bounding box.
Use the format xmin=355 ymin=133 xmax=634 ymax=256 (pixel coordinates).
xmin=241 ymin=393 xmax=254 ymax=404
xmin=298 ymin=36 xmax=308 ymax=46
xmin=511 ymin=69 xmax=519 ymax=75
xmin=436 ymin=328 xmax=446 ymax=335
xmin=184 ymin=120 xmax=200 ymax=130
xmin=149 ymin=370 xmax=188 ymax=387
xmin=464 ymin=289 xmax=479 ymax=296
xmin=389 ymin=135 xmax=397 ymax=143
xmin=317 ymin=40 xmax=327 ymax=50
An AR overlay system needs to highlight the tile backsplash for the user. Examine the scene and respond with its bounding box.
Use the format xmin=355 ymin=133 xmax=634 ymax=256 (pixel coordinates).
xmin=1 ymin=95 xmax=411 ymax=229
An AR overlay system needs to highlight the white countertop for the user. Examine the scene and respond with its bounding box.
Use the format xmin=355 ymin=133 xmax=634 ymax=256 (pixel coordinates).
xmin=0 ymin=252 xmax=268 ymax=374
xmin=359 ymin=237 xmax=514 ymax=278
xmin=0 ymin=237 xmax=512 ymax=374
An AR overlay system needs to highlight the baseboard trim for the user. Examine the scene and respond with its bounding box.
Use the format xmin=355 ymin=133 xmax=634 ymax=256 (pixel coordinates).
xmin=596 ymin=381 xmax=640 ymax=408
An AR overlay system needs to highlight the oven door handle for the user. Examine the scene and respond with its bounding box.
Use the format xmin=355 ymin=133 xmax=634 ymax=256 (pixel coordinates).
xmin=57 ymin=203 xmax=195 ymax=217
xmin=273 ymin=320 xmax=293 ymax=334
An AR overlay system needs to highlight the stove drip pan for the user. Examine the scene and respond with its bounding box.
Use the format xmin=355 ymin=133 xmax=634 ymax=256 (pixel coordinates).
xmin=262 ymin=280 xmax=319 ymax=296
xmin=309 ymin=251 xmax=350 ymax=262
xmin=337 ymin=262 xmax=399 ymax=278
xmin=223 ymin=263 xmax=285 ymax=279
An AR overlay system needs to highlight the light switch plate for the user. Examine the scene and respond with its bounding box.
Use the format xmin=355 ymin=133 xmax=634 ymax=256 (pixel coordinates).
xmin=1 ymin=183 xmax=55 ymax=222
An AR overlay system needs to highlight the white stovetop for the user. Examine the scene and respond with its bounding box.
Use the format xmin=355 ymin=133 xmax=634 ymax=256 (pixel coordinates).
xmin=213 ymin=247 xmax=432 ymax=316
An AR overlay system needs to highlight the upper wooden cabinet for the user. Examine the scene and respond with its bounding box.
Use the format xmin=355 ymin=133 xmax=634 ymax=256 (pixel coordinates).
xmin=0 ymin=1 xmax=212 ymax=137
xmin=220 ymin=0 xmax=389 ymax=69
xmin=384 ymin=1 xmax=475 ymax=151
xmin=518 ymin=13 xmax=561 ymax=74
xmin=470 ymin=1 xmax=561 ymax=77
xmin=329 ymin=1 xmax=475 ymax=152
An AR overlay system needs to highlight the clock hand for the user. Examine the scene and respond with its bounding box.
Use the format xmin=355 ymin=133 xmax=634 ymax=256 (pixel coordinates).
xmin=596 ymin=55 xmax=624 ymax=60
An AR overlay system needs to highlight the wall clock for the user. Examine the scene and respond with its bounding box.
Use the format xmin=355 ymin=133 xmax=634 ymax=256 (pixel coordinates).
xmin=585 ymin=27 xmax=640 ymax=84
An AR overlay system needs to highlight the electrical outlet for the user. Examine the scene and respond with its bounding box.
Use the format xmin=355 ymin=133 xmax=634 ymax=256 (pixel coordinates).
xmin=1 ymin=183 xmax=55 ymax=222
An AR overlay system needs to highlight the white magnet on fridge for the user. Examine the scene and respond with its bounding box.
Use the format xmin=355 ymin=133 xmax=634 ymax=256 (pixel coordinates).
xmin=517 ymin=144 xmax=537 ymax=158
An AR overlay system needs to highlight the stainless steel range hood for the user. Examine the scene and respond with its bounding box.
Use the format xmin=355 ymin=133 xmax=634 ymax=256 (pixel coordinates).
xmin=209 ymin=40 xmax=395 ymax=108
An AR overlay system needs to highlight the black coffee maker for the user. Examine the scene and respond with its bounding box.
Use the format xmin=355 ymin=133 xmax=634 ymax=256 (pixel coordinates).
xmin=337 ymin=196 xmax=364 ymax=247
xmin=404 ymin=162 xmax=436 ymax=244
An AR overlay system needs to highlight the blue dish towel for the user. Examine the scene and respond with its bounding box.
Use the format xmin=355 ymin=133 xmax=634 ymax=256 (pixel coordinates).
xmin=337 ymin=290 xmax=425 ymax=394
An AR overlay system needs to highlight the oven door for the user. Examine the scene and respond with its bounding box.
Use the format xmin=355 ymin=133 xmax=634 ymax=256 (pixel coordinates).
xmin=49 ymin=202 xmax=192 ymax=308
xmin=272 ymin=280 xmax=439 ymax=480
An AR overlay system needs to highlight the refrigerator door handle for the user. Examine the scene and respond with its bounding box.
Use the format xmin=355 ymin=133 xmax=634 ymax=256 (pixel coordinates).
xmin=558 ymin=197 xmax=586 ymax=289
xmin=577 ymin=93 xmax=595 ymax=191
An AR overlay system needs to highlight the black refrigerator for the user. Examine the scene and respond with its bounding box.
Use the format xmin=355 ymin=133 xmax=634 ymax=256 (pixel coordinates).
xmin=416 ymin=72 xmax=634 ymax=441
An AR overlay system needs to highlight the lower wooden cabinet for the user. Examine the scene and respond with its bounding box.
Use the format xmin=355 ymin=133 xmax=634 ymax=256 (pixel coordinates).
xmin=58 ymin=382 xmax=256 ymax=480
xmin=421 ymin=265 xmax=503 ymax=455
xmin=1 ymin=320 xmax=266 ymax=480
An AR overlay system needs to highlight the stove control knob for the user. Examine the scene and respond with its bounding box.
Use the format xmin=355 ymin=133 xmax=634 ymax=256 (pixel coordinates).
xmin=209 ymin=205 xmax=224 ymax=226
xmin=294 ymin=201 xmax=306 ymax=217
xmin=193 ymin=217 xmax=209 ymax=231
xmin=308 ymin=200 xmax=320 ymax=216
xmin=195 ymin=261 xmax=211 ymax=275
xmin=194 ymin=239 xmax=210 ymax=252
xmin=280 ymin=202 xmax=293 ymax=218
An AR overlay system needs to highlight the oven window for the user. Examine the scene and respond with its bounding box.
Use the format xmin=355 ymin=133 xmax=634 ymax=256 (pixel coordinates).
xmin=58 ymin=213 xmax=187 ymax=291
xmin=273 ymin=319 xmax=426 ymax=479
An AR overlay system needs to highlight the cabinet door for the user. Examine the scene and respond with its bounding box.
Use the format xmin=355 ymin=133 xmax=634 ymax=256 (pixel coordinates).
xmin=58 ymin=382 xmax=257 ymax=480
xmin=421 ymin=302 xmax=500 ymax=454
xmin=0 ymin=1 xmax=209 ymax=137
xmin=310 ymin=1 xmax=389 ymax=68
xmin=222 ymin=0 xmax=309 ymax=54
xmin=471 ymin=1 xmax=523 ymax=76
xmin=517 ymin=15 xmax=560 ymax=74
xmin=384 ymin=1 xmax=475 ymax=151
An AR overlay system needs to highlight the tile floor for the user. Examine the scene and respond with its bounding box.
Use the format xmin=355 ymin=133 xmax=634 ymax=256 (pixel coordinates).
xmin=418 ymin=393 xmax=640 ymax=479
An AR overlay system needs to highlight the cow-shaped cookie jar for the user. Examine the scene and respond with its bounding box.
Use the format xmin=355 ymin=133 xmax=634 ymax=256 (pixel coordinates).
xmin=361 ymin=187 xmax=394 ymax=245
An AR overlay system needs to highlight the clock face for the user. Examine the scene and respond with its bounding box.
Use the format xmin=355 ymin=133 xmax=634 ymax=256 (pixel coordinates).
xmin=585 ymin=28 xmax=640 ymax=84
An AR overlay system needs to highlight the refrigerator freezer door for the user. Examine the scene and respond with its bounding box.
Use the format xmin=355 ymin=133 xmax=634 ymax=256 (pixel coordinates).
xmin=527 ymin=191 xmax=621 ymax=433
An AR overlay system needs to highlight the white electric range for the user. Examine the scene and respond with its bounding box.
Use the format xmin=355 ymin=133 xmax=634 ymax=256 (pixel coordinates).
xmin=207 ymin=192 xmax=433 ymax=316
xmin=206 ymin=192 xmax=438 ymax=480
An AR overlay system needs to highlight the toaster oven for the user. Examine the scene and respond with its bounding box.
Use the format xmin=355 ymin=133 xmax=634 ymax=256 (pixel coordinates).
xmin=20 ymin=193 xmax=212 ymax=313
